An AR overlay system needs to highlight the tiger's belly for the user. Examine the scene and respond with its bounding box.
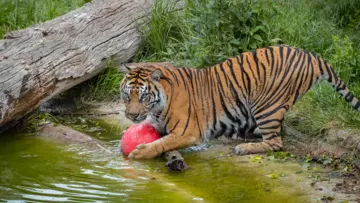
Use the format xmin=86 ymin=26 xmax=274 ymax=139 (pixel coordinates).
xmin=204 ymin=113 xmax=259 ymax=141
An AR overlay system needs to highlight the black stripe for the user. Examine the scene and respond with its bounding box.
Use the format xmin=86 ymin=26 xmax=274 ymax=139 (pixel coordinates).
xmin=252 ymin=62 xmax=268 ymax=108
xmin=220 ymin=63 xmax=229 ymax=87
xmin=253 ymin=51 xmax=261 ymax=81
xmin=202 ymin=68 xmax=210 ymax=125
xmin=195 ymin=112 xmax=203 ymax=139
xmin=265 ymin=48 xmax=271 ymax=65
xmin=184 ymin=68 xmax=197 ymax=100
xmin=180 ymin=93 xmax=192 ymax=137
xmin=162 ymin=83 xmax=174 ymax=120
xmin=327 ymin=62 xmax=338 ymax=83
xmin=169 ymin=120 xmax=180 ymax=134
xmin=256 ymin=101 xmax=289 ymax=121
xmin=229 ymin=82 xmax=248 ymax=117
xmin=336 ymin=81 xmax=346 ymax=91
xmin=257 ymin=119 xmax=282 ymax=126
xmin=246 ymin=55 xmax=259 ymax=88
xmin=210 ymin=69 xmax=218 ymax=96
xmin=279 ymin=46 xmax=284 ymax=71
xmin=229 ymin=58 xmax=247 ymax=100
xmin=324 ymin=62 xmax=333 ymax=83
xmin=355 ymin=101 xmax=360 ymax=109
xmin=268 ymin=47 xmax=275 ymax=74
xmin=236 ymin=56 xmax=251 ymax=97
xmin=160 ymin=70 xmax=177 ymax=134
xmin=263 ymin=134 xmax=278 ymax=140
xmin=214 ymin=122 xmax=227 ymax=138
xmin=154 ymin=85 xmax=159 ymax=94
xmin=210 ymin=70 xmax=218 ymax=130
xmin=176 ymin=68 xmax=188 ymax=91
xmin=214 ymin=66 xmax=237 ymax=122
xmin=260 ymin=124 xmax=281 ymax=130
xmin=254 ymin=81 xmax=292 ymax=115
xmin=293 ymin=52 xmax=307 ymax=102
xmin=255 ymin=52 xmax=301 ymax=114
xmin=257 ymin=48 xmax=298 ymax=106
xmin=284 ymin=46 xmax=292 ymax=65
xmin=317 ymin=56 xmax=324 ymax=75
xmin=217 ymin=83 xmax=236 ymax=122
xmin=214 ymin=65 xmax=226 ymax=97
xmin=196 ymin=69 xmax=204 ymax=112
xmin=185 ymin=67 xmax=193 ymax=79
xmin=180 ymin=69 xmax=192 ymax=136
xmin=228 ymin=59 xmax=241 ymax=88
xmin=345 ymin=92 xmax=354 ymax=102
xmin=164 ymin=116 xmax=171 ymax=128
xmin=164 ymin=67 xmax=179 ymax=86
xmin=306 ymin=53 xmax=315 ymax=91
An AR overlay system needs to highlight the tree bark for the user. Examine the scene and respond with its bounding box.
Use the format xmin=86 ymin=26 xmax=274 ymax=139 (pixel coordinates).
xmin=0 ymin=0 xmax=152 ymax=129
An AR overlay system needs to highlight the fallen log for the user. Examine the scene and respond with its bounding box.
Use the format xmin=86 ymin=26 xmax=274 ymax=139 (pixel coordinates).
xmin=0 ymin=0 xmax=152 ymax=130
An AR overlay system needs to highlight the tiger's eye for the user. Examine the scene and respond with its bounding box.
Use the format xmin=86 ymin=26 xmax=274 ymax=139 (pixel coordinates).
xmin=140 ymin=93 xmax=148 ymax=102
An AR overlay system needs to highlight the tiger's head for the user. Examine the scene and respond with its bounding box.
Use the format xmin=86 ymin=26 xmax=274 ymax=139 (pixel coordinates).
xmin=119 ymin=64 xmax=165 ymax=123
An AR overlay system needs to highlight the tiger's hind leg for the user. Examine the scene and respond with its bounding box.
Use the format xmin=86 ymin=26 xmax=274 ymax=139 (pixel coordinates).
xmin=234 ymin=110 xmax=285 ymax=155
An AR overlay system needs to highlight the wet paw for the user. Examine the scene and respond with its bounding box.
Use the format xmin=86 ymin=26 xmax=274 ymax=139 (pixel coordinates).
xmin=136 ymin=144 xmax=146 ymax=149
xmin=128 ymin=144 xmax=158 ymax=159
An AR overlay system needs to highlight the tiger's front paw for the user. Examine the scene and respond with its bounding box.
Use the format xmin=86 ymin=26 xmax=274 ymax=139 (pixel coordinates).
xmin=128 ymin=144 xmax=159 ymax=159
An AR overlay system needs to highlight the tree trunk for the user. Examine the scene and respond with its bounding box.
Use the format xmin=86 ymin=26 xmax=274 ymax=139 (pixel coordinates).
xmin=0 ymin=0 xmax=152 ymax=129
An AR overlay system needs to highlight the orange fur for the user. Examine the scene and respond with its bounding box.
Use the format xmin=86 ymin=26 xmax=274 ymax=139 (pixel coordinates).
xmin=120 ymin=45 xmax=360 ymax=159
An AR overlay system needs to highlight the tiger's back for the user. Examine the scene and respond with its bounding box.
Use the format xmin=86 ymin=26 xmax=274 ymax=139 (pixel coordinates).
xmin=120 ymin=45 xmax=360 ymax=159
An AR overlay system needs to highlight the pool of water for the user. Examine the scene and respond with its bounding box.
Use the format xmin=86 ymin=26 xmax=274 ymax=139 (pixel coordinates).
xmin=0 ymin=119 xmax=310 ymax=203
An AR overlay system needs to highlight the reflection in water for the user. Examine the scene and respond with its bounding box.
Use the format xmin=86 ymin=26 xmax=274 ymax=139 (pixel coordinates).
xmin=0 ymin=123 xmax=307 ymax=203
xmin=0 ymin=132 xmax=194 ymax=203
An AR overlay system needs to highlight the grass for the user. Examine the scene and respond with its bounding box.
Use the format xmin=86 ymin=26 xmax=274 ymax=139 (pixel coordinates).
xmin=1 ymin=0 xmax=360 ymax=137
xmin=134 ymin=0 xmax=360 ymax=136
xmin=135 ymin=0 xmax=280 ymax=67
xmin=79 ymin=60 xmax=123 ymax=103
xmin=0 ymin=0 xmax=89 ymax=38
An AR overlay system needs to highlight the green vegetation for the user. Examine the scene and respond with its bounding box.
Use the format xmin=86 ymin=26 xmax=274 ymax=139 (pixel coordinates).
xmin=80 ymin=60 xmax=123 ymax=102
xmin=1 ymin=0 xmax=360 ymax=136
xmin=0 ymin=0 xmax=89 ymax=38
xmin=134 ymin=0 xmax=360 ymax=136
xmin=135 ymin=0 xmax=280 ymax=67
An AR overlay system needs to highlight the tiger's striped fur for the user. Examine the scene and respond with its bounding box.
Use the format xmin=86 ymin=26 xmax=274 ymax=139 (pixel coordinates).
xmin=120 ymin=45 xmax=360 ymax=159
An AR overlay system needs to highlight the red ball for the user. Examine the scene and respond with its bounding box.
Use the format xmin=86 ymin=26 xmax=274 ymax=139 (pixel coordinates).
xmin=120 ymin=123 xmax=161 ymax=156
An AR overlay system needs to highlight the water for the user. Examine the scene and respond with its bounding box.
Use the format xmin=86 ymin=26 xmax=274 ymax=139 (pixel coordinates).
xmin=0 ymin=120 xmax=309 ymax=203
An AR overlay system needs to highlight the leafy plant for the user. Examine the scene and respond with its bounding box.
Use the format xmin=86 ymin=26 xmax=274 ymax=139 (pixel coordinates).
xmin=250 ymin=154 xmax=263 ymax=163
xmin=267 ymin=172 xmax=287 ymax=179
xmin=80 ymin=60 xmax=123 ymax=102
xmin=267 ymin=151 xmax=296 ymax=162
xmin=329 ymin=35 xmax=360 ymax=84
xmin=136 ymin=0 xmax=277 ymax=67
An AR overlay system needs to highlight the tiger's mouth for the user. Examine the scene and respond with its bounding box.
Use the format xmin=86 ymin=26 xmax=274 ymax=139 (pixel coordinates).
xmin=132 ymin=114 xmax=147 ymax=123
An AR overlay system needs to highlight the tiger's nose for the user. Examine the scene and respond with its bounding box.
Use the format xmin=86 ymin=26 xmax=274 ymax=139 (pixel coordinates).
xmin=126 ymin=112 xmax=139 ymax=120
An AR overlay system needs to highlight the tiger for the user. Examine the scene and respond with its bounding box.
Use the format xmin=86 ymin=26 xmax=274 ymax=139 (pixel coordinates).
xmin=119 ymin=45 xmax=360 ymax=159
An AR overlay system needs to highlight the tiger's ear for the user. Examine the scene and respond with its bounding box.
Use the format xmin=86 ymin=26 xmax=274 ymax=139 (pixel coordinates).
xmin=118 ymin=63 xmax=136 ymax=73
xmin=151 ymin=69 xmax=162 ymax=81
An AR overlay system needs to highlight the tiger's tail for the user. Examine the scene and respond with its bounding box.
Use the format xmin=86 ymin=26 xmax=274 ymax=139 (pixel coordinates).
xmin=317 ymin=56 xmax=360 ymax=111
